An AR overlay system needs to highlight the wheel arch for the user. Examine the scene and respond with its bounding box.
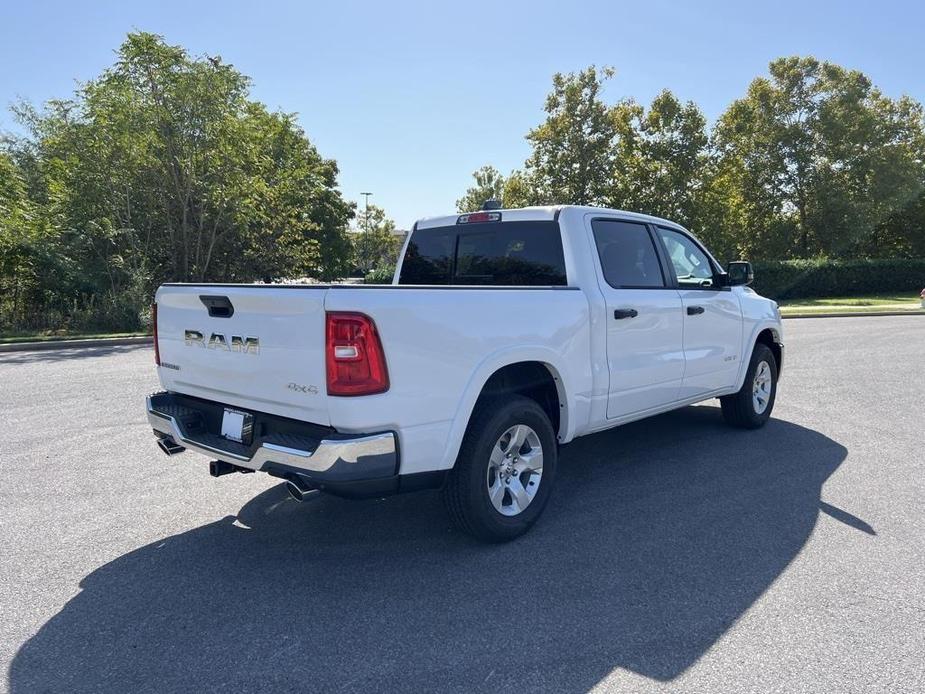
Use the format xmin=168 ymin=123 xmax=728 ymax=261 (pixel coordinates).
xmin=755 ymin=328 xmax=782 ymax=374
xmin=438 ymin=348 xmax=574 ymax=471
xmin=735 ymin=322 xmax=784 ymax=391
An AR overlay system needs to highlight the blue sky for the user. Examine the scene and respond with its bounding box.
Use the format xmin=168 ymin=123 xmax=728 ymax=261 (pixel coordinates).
xmin=2 ymin=0 xmax=923 ymax=228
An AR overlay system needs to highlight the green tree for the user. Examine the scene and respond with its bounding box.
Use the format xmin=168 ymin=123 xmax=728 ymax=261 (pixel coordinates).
xmin=456 ymin=165 xmax=506 ymax=212
xmin=353 ymin=203 xmax=404 ymax=273
xmin=500 ymin=170 xmax=540 ymax=208
xmin=609 ymin=90 xmax=710 ymax=227
xmin=0 ymin=152 xmax=36 ymax=329
xmin=524 ymin=66 xmax=618 ymax=205
xmin=2 ymin=31 xmax=355 ymax=333
xmin=855 ymin=191 xmax=925 ymax=258
xmin=0 ymin=152 xmax=30 ymax=247
xmin=713 ymin=57 xmax=925 ymax=259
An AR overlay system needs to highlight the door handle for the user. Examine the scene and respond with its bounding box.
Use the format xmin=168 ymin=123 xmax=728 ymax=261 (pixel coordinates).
xmin=687 ymin=305 xmax=705 ymax=315
xmin=614 ymin=308 xmax=638 ymax=320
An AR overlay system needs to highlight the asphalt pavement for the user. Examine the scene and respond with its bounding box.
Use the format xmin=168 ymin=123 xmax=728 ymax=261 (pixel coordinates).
xmin=1 ymin=317 xmax=923 ymax=693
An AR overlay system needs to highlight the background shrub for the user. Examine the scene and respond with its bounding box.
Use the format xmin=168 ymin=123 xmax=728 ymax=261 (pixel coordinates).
xmin=751 ymin=259 xmax=925 ymax=300
xmin=364 ymin=265 xmax=396 ymax=284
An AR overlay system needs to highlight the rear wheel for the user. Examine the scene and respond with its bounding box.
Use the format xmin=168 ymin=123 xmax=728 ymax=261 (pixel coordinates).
xmin=443 ymin=396 xmax=557 ymax=542
xmin=720 ymin=342 xmax=778 ymax=429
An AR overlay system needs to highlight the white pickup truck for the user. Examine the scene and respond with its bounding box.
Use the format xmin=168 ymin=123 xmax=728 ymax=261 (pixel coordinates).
xmin=147 ymin=205 xmax=783 ymax=541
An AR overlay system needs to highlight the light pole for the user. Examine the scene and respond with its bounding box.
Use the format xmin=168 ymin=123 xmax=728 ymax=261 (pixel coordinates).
xmin=361 ymin=192 xmax=373 ymax=273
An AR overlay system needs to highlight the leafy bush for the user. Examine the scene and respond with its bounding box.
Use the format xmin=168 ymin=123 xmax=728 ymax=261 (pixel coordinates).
xmin=751 ymin=259 xmax=925 ymax=300
xmin=364 ymin=265 xmax=396 ymax=284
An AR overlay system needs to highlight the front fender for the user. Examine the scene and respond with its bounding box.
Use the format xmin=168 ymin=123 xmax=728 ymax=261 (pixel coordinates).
xmin=734 ymin=319 xmax=784 ymax=391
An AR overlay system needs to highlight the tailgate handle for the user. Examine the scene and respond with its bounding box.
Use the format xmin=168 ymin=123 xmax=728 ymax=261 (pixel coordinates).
xmin=200 ymin=295 xmax=234 ymax=318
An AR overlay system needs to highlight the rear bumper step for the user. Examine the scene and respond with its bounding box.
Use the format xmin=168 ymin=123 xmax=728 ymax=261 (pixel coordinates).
xmin=146 ymin=392 xmax=398 ymax=487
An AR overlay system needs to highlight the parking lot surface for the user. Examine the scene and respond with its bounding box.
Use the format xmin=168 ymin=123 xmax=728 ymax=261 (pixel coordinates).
xmin=1 ymin=316 xmax=924 ymax=693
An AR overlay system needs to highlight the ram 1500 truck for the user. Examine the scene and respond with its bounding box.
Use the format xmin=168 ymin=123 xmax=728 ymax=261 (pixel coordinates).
xmin=147 ymin=205 xmax=783 ymax=541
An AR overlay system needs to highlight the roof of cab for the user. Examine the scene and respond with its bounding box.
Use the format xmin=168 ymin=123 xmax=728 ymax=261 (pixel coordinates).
xmin=414 ymin=205 xmax=687 ymax=231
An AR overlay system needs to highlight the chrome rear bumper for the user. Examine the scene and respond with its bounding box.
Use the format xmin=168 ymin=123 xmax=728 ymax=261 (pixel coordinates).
xmin=146 ymin=393 xmax=397 ymax=479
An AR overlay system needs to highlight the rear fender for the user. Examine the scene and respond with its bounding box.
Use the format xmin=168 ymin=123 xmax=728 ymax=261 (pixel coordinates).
xmin=437 ymin=346 xmax=576 ymax=471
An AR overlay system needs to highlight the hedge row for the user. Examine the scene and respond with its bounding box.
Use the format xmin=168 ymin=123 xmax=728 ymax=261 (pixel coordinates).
xmin=750 ymin=259 xmax=925 ymax=300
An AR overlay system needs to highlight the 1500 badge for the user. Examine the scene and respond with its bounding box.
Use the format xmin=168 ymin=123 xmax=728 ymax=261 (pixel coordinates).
xmin=185 ymin=330 xmax=259 ymax=354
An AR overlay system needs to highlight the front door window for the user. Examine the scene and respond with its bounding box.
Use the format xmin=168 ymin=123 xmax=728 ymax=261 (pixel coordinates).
xmin=656 ymin=227 xmax=715 ymax=288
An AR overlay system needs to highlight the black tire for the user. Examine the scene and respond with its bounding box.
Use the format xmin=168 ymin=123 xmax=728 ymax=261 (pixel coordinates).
xmin=443 ymin=395 xmax=558 ymax=542
xmin=720 ymin=342 xmax=778 ymax=429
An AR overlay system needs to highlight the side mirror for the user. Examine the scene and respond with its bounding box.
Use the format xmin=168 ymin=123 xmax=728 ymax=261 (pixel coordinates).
xmin=727 ymin=261 xmax=754 ymax=287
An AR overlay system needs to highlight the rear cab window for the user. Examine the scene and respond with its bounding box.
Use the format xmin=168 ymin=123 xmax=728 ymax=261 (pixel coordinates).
xmin=399 ymin=220 xmax=567 ymax=286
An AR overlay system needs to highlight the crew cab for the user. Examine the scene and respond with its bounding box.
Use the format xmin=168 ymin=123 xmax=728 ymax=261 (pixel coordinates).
xmin=147 ymin=205 xmax=783 ymax=541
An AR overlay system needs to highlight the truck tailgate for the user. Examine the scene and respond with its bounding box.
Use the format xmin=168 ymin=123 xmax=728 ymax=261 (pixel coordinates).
xmin=154 ymin=285 xmax=330 ymax=425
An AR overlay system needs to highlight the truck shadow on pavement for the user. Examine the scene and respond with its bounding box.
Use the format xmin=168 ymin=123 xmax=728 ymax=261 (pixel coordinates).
xmin=0 ymin=343 xmax=150 ymax=365
xmin=10 ymin=406 xmax=851 ymax=693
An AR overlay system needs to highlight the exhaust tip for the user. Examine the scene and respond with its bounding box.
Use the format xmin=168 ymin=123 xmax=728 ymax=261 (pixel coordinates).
xmin=286 ymin=479 xmax=319 ymax=503
xmin=157 ymin=437 xmax=185 ymax=456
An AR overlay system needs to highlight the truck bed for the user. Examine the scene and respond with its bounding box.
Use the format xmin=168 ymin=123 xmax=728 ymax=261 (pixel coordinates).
xmin=154 ymin=283 xmax=592 ymax=475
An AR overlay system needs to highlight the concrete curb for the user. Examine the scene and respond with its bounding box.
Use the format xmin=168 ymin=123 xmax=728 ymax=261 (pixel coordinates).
xmin=782 ymin=310 xmax=925 ymax=319
xmin=0 ymin=335 xmax=152 ymax=353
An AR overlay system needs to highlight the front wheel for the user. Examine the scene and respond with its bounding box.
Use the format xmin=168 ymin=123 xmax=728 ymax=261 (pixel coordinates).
xmin=720 ymin=342 xmax=778 ymax=429
xmin=443 ymin=396 xmax=558 ymax=542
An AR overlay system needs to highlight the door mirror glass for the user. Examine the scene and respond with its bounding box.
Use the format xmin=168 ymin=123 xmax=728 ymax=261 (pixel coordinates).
xmin=727 ymin=261 xmax=754 ymax=286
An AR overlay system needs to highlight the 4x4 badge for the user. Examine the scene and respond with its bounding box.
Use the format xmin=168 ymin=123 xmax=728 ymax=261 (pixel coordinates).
xmin=287 ymin=382 xmax=318 ymax=395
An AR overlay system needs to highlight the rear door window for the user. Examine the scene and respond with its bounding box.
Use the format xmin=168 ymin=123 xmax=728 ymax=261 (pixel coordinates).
xmin=398 ymin=221 xmax=567 ymax=286
xmin=591 ymin=219 xmax=665 ymax=288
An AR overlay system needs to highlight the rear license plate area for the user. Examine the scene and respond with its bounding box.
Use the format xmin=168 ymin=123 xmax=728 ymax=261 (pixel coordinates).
xmin=221 ymin=408 xmax=254 ymax=445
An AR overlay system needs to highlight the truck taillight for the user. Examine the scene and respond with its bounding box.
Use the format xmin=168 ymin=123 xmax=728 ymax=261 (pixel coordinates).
xmin=326 ymin=312 xmax=389 ymax=396
xmin=152 ymin=302 xmax=161 ymax=366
